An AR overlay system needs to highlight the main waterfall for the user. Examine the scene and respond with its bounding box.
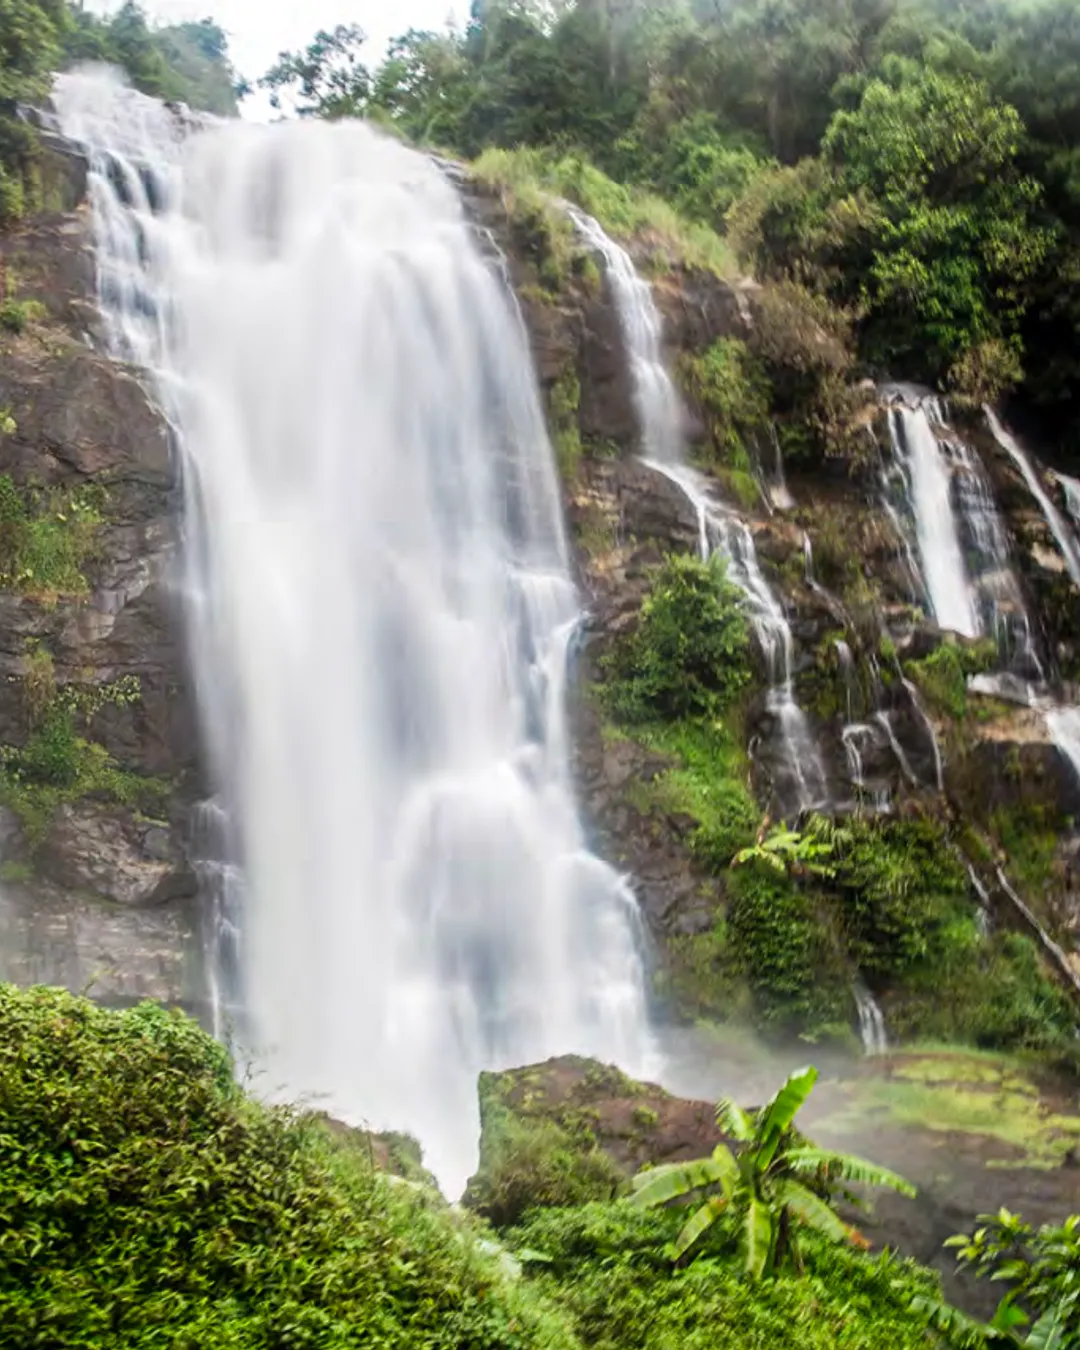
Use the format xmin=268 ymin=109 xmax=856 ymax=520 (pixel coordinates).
xmin=53 ymin=71 xmax=650 ymax=1194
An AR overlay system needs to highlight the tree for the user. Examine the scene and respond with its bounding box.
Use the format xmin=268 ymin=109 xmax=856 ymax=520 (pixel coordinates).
xmin=822 ymin=67 xmax=1052 ymax=379
xmin=631 ymin=1065 xmax=915 ymax=1272
xmin=261 ymin=24 xmax=370 ymax=119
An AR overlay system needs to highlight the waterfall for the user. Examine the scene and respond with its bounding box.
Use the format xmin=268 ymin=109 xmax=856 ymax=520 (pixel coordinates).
xmin=886 ymin=395 xmax=1041 ymax=677
xmin=886 ymin=401 xmax=979 ymax=637
xmin=572 ymin=209 xmax=827 ymax=814
xmin=986 ymin=408 xmax=1080 ymax=587
xmin=853 ymin=983 xmax=888 ymax=1056
xmin=54 ymin=69 xmax=652 ymax=1196
xmin=1054 ymin=471 xmax=1080 ymax=536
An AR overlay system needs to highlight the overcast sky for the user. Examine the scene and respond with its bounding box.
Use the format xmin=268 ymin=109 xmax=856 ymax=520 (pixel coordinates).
xmin=87 ymin=2 xmax=468 ymax=98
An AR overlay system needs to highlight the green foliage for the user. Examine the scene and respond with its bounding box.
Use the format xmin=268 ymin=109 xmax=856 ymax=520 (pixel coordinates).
xmin=680 ymin=338 xmax=770 ymax=470
xmin=511 ymin=1200 xmax=946 ymax=1350
xmin=0 ymin=296 xmax=46 ymax=332
xmin=0 ymin=663 xmax=162 ymax=847
xmin=633 ymin=1066 xmax=914 ymax=1271
xmin=260 ymin=23 xmax=369 ymax=119
xmin=726 ymin=863 xmax=850 ymax=1036
xmin=947 ymin=1209 xmax=1080 ymax=1348
xmin=550 ymin=369 xmax=583 ymax=482
xmin=466 ymin=1111 xmax=624 ymax=1230
xmin=906 ymin=640 xmax=999 ymax=721
xmin=625 ymin=718 xmax=758 ymax=872
xmin=603 ymin=554 xmax=751 ymax=724
xmin=472 ymin=147 xmax=735 ymax=278
xmin=0 ymin=473 xmax=104 ymax=602
xmin=0 ymin=984 xmax=579 ymax=1349
xmin=61 ymin=3 xmax=240 ymax=115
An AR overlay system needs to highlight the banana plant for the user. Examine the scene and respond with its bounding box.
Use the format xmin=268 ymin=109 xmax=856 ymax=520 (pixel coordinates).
xmin=631 ymin=1065 xmax=915 ymax=1275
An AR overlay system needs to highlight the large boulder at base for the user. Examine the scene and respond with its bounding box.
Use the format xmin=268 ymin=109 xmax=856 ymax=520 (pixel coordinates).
xmin=463 ymin=1055 xmax=721 ymax=1226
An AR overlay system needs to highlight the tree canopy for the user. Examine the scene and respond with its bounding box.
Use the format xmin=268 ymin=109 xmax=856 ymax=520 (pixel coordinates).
xmin=262 ymin=0 xmax=1080 ymax=449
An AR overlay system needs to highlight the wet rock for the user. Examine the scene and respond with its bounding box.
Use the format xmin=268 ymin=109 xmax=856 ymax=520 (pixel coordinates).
xmin=39 ymin=803 xmax=196 ymax=908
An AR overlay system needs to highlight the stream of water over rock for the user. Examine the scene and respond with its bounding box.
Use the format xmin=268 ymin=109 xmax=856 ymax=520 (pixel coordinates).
xmin=570 ymin=209 xmax=828 ymax=815
xmin=53 ymin=70 xmax=652 ymax=1195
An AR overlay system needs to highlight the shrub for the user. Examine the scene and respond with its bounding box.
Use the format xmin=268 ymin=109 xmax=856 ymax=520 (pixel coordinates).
xmin=510 ymin=1202 xmax=942 ymax=1350
xmin=680 ymin=338 xmax=771 ymax=470
xmin=604 ymin=554 xmax=751 ymax=723
xmin=0 ymin=985 xmax=578 ymax=1350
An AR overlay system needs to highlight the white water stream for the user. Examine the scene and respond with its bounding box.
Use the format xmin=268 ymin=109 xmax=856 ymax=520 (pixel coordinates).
xmin=571 ymin=210 xmax=827 ymax=813
xmin=54 ymin=70 xmax=651 ymax=1195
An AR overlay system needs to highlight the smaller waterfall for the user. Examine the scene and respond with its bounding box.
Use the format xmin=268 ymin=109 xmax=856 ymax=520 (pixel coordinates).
xmin=853 ymin=983 xmax=888 ymax=1056
xmin=1055 ymin=471 xmax=1080 ymax=535
xmin=769 ymin=427 xmax=796 ymax=511
xmin=886 ymin=396 xmax=1041 ymax=675
xmin=566 ymin=207 xmax=684 ymax=464
xmin=1046 ymin=706 xmax=1080 ymax=785
xmin=572 ymin=210 xmax=827 ymax=814
xmin=886 ymin=402 xmax=978 ymax=637
xmin=986 ymin=408 xmax=1080 ymax=587
xmin=965 ymin=864 xmax=993 ymax=939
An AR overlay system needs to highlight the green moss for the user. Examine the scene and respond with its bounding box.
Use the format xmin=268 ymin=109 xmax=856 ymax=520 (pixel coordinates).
xmin=656 ymin=923 xmax=754 ymax=1022
xmin=680 ymin=338 xmax=771 ymax=471
xmin=990 ymin=801 xmax=1060 ymax=896
xmin=904 ymin=639 xmax=997 ymax=721
xmin=465 ymin=1072 xmax=624 ymax=1228
xmin=0 ymin=475 xmax=106 ymax=603
xmin=816 ymin=1047 xmax=1080 ymax=1167
xmin=626 ymin=719 xmax=758 ymax=871
xmin=550 ymin=369 xmax=583 ymax=483
xmin=0 ymin=860 xmax=32 ymax=884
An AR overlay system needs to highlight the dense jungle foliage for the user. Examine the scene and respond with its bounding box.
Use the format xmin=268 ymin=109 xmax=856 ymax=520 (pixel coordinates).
xmin=265 ymin=0 xmax=1080 ymax=449
xmin=0 ymin=0 xmax=237 ymax=223
xmin=0 ymin=985 xmax=974 ymax=1350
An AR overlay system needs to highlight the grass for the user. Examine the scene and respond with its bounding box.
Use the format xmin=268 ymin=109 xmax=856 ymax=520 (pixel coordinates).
xmin=472 ymin=147 xmax=736 ymax=278
xmin=814 ymin=1047 xmax=1080 ymax=1168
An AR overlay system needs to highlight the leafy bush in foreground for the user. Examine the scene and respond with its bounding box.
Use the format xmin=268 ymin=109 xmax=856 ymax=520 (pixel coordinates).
xmin=0 ymin=985 xmax=576 ymax=1349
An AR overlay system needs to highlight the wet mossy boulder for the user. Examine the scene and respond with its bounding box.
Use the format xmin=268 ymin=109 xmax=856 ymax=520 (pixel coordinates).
xmin=463 ymin=1056 xmax=722 ymax=1227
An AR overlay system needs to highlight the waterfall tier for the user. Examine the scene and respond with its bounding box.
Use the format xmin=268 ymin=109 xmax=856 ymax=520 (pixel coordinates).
xmin=54 ymin=69 xmax=651 ymax=1196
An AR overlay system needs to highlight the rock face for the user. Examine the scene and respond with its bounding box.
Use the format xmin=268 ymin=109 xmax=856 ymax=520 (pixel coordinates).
xmin=0 ymin=172 xmax=206 ymax=1012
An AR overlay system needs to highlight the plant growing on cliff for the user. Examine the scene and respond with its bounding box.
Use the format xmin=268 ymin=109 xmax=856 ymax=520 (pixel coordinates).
xmin=916 ymin=1209 xmax=1080 ymax=1348
xmin=605 ymin=553 xmax=751 ymax=723
xmin=0 ymin=984 xmax=579 ymax=1349
xmin=632 ymin=1065 xmax=915 ymax=1272
xmin=0 ymin=473 xmax=105 ymax=603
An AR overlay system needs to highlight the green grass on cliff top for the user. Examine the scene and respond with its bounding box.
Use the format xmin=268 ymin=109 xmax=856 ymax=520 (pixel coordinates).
xmin=472 ymin=146 xmax=736 ymax=278
xmin=813 ymin=1046 xmax=1080 ymax=1168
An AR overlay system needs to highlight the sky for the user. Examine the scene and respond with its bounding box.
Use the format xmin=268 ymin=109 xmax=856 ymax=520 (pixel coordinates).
xmin=87 ymin=1 xmax=469 ymax=97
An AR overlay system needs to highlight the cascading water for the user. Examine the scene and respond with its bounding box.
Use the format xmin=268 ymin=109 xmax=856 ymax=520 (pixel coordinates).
xmin=986 ymin=408 xmax=1080 ymax=588
xmin=853 ymin=982 xmax=888 ymax=1057
xmin=571 ymin=209 xmax=827 ymax=813
xmin=55 ymin=70 xmax=651 ymax=1195
xmin=885 ymin=396 xmax=1041 ymax=678
xmin=885 ymin=399 xmax=980 ymax=639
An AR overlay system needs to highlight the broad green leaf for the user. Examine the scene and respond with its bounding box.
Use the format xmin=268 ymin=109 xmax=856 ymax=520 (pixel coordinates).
xmin=672 ymin=1194 xmax=730 ymax=1261
xmin=740 ymin=1195 xmax=774 ymax=1279
xmin=757 ymin=1066 xmax=818 ymax=1167
xmin=715 ymin=1097 xmax=754 ymax=1142
xmin=631 ymin=1155 xmax=733 ymax=1208
xmin=785 ymin=1146 xmax=916 ymax=1197
xmin=1026 ymin=1300 xmax=1072 ymax=1350
xmin=774 ymin=1178 xmax=849 ymax=1245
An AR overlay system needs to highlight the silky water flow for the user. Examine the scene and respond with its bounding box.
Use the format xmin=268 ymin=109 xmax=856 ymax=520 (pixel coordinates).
xmin=53 ymin=70 xmax=652 ymax=1195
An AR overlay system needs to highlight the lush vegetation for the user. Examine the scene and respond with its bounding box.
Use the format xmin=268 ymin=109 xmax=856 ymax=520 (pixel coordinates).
xmin=632 ymin=1065 xmax=914 ymax=1269
xmin=0 ymin=984 xmax=580 ymax=1348
xmin=266 ymin=0 xmax=1080 ymax=450
xmin=0 ymin=471 xmax=103 ymax=602
xmin=0 ymin=1 xmax=238 ymax=226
